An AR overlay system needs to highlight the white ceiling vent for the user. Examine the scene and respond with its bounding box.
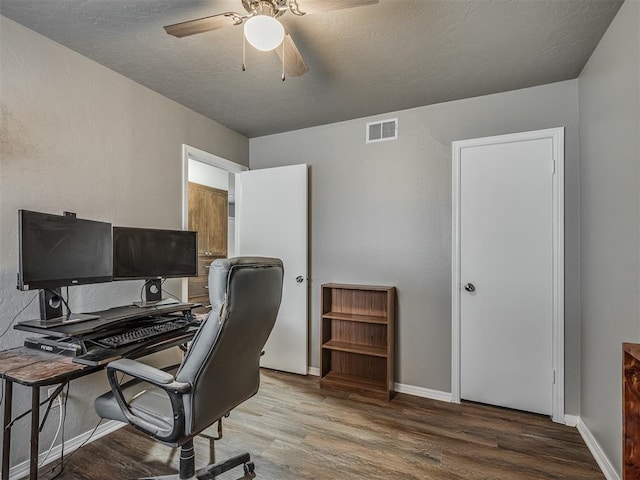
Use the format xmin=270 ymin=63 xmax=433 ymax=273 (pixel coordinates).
xmin=366 ymin=118 xmax=398 ymax=143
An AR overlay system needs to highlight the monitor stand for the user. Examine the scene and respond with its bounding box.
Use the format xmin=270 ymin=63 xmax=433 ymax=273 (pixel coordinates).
xmin=39 ymin=288 xmax=64 ymax=321
xmin=14 ymin=289 xmax=101 ymax=329
xmin=132 ymin=279 xmax=179 ymax=308
xmin=35 ymin=289 xmax=101 ymax=327
xmin=21 ymin=313 xmax=101 ymax=329
xmin=133 ymin=298 xmax=180 ymax=308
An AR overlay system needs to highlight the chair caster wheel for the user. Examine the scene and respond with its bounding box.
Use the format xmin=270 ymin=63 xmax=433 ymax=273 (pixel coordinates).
xmin=243 ymin=461 xmax=255 ymax=474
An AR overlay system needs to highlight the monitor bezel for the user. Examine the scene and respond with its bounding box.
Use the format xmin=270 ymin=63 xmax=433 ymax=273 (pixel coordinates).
xmin=17 ymin=209 xmax=113 ymax=291
xmin=112 ymin=226 xmax=199 ymax=281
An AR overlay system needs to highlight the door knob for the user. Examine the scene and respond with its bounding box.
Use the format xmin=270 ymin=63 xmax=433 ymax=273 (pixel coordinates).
xmin=464 ymin=283 xmax=476 ymax=292
xmin=296 ymin=276 xmax=304 ymax=283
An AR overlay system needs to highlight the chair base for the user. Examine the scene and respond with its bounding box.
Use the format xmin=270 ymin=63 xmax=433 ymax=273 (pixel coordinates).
xmin=197 ymin=453 xmax=254 ymax=480
xmin=138 ymin=453 xmax=254 ymax=480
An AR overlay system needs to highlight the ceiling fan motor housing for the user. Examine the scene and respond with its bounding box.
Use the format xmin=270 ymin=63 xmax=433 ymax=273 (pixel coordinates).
xmin=242 ymin=0 xmax=286 ymax=18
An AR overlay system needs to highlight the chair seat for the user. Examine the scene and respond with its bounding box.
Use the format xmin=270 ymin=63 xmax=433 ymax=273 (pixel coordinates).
xmin=95 ymin=384 xmax=174 ymax=435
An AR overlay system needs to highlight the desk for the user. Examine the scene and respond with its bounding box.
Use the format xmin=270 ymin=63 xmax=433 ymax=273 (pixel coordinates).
xmin=1 ymin=348 xmax=95 ymax=480
xmin=1 ymin=302 xmax=199 ymax=480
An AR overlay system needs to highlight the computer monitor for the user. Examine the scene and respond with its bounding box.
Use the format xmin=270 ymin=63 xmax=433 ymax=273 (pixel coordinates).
xmin=17 ymin=209 xmax=113 ymax=323
xmin=112 ymin=226 xmax=198 ymax=306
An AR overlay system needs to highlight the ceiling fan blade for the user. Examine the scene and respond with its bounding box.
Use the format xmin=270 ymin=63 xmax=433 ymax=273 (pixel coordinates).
xmin=276 ymin=34 xmax=309 ymax=78
xmin=293 ymin=0 xmax=379 ymax=15
xmin=164 ymin=12 xmax=245 ymax=38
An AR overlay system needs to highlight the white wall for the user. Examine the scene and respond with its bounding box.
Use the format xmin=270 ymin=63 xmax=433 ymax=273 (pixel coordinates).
xmin=0 ymin=16 xmax=248 ymax=469
xmin=578 ymin=0 xmax=640 ymax=475
xmin=250 ymin=80 xmax=581 ymax=413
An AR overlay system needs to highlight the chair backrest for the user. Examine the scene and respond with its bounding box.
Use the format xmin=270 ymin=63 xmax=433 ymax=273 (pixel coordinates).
xmin=175 ymin=257 xmax=283 ymax=437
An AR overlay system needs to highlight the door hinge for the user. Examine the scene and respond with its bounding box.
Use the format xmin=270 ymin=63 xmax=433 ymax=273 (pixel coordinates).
xmin=552 ymin=369 xmax=557 ymax=384
xmin=551 ymin=160 xmax=556 ymax=175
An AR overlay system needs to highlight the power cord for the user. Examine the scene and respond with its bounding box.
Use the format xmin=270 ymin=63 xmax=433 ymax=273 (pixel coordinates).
xmin=45 ymin=419 xmax=104 ymax=479
xmin=139 ymin=280 xmax=149 ymax=303
xmin=4 ymin=383 xmax=70 ymax=476
xmin=39 ymin=396 xmax=63 ymax=468
xmin=65 ymin=287 xmax=70 ymax=316
xmin=0 ymin=293 xmax=38 ymax=339
xmin=4 ymin=379 xmax=66 ymax=430
xmin=39 ymin=384 xmax=67 ymax=431
xmin=42 ymin=377 xmax=111 ymax=479
xmin=163 ymin=289 xmax=182 ymax=302
xmin=47 ymin=288 xmax=72 ymax=316
xmin=43 ymin=383 xmax=71 ymax=480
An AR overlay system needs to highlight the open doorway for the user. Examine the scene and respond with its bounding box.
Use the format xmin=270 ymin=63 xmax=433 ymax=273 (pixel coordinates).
xmin=181 ymin=145 xmax=247 ymax=310
xmin=182 ymin=147 xmax=309 ymax=375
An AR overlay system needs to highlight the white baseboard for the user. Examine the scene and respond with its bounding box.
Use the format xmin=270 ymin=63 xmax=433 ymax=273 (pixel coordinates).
xmin=564 ymin=414 xmax=579 ymax=427
xmin=394 ymin=383 xmax=453 ymax=403
xmin=9 ymin=419 xmax=124 ymax=480
xmin=308 ymin=368 xmax=451 ymax=403
xmin=576 ymin=417 xmax=620 ymax=480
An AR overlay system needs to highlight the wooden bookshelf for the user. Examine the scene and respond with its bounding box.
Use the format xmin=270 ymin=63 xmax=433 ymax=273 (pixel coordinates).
xmin=320 ymin=283 xmax=395 ymax=400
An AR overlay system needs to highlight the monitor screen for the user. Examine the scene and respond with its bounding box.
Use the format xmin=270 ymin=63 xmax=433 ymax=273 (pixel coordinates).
xmin=113 ymin=227 xmax=198 ymax=280
xmin=18 ymin=210 xmax=113 ymax=290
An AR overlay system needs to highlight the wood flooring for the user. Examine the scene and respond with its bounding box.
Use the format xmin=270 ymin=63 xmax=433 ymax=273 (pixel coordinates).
xmin=38 ymin=370 xmax=604 ymax=480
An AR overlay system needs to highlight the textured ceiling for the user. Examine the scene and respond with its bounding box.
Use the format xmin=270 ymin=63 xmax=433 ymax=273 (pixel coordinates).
xmin=0 ymin=0 xmax=623 ymax=138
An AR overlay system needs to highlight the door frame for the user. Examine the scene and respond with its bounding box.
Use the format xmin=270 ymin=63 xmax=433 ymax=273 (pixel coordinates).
xmin=451 ymin=127 xmax=565 ymax=423
xmin=181 ymin=144 xmax=248 ymax=300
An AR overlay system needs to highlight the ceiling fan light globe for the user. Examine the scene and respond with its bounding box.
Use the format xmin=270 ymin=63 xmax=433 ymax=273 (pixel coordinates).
xmin=244 ymin=15 xmax=284 ymax=51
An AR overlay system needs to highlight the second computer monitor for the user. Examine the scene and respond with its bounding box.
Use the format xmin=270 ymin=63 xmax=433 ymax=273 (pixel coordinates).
xmin=113 ymin=226 xmax=198 ymax=306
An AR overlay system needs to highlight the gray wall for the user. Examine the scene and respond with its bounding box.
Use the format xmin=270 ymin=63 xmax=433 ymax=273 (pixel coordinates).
xmin=578 ymin=0 xmax=640 ymax=475
xmin=250 ymin=80 xmax=581 ymax=414
xmin=0 ymin=16 xmax=248 ymax=469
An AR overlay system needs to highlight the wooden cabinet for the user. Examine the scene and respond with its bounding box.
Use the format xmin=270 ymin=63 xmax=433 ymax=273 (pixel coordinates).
xmin=188 ymin=182 xmax=228 ymax=257
xmin=188 ymin=182 xmax=228 ymax=313
xmin=187 ymin=257 xmax=216 ymax=314
xmin=320 ymin=283 xmax=395 ymax=400
xmin=623 ymin=343 xmax=640 ymax=479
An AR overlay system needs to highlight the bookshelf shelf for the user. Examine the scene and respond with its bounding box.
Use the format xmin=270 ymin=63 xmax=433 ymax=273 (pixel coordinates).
xmin=320 ymin=283 xmax=395 ymax=400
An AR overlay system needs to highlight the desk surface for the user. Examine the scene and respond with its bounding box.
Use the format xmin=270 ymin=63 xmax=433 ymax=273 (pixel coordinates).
xmin=0 ymin=347 xmax=94 ymax=387
xmin=2 ymin=302 xmax=200 ymax=385
xmin=0 ymin=327 xmax=197 ymax=385
xmin=15 ymin=302 xmax=198 ymax=338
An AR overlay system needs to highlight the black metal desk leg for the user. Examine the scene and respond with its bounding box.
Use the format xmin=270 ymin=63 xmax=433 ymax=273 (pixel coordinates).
xmin=2 ymin=380 xmax=12 ymax=480
xmin=30 ymin=386 xmax=39 ymax=480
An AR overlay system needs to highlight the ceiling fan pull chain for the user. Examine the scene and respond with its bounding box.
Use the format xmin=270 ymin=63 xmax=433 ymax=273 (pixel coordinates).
xmin=281 ymin=39 xmax=286 ymax=81
xmin=242 ymin=34 xmax=247 ymax=72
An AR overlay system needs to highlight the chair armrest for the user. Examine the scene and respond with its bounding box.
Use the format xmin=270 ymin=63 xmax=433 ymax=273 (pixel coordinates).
xmin=107 ymin=359 xmax=172 ymax=383
xmin=105 ymin=359 xmax=191 ymax=443
xmin=106 ymin=359 xmax=189 ymax=390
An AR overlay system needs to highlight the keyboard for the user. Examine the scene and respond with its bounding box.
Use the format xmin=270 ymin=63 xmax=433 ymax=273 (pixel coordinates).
xmin=93 ymin=317 xmax=195 ymax=349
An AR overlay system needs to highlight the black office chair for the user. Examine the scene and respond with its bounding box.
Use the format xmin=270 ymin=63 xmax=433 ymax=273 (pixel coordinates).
xmin=94 ymin=257 xmax=284 ymax=479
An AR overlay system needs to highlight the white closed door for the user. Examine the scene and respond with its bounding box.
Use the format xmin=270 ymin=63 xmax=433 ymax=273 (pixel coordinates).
xmin=237 ymin=164 xmax=308 ymax=375
xmin=458 ymin=134 xmax=556 ymax=415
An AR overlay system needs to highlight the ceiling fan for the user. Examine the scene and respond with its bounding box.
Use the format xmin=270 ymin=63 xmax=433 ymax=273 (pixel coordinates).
xmin=164 ymin=0 xmax=379 ymax=79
